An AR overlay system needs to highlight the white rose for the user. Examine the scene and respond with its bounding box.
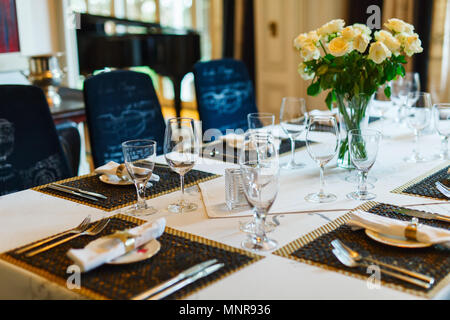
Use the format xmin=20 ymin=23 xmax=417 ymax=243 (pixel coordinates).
xmin=395 ymin=32 xmax=423 ymax=56
xmin=384 ymin=18 xmax=414 ymax=34
xmin=294 ymin=31 xmax=319 ymax=50
xmin=368 ymin=41 xmax=392 ymax=64
xmin=353 ymin=33 xmax=370 ymax=53
xmin=341 ymin=26 xmax=358 ymax=40
xmin=294 ymin=33 xmax=309 ymax=50
xmin=317 ymin=19 xmax=346 ymax=38
xmin=298 ymin=62 xmax=314 ymax=80
xmin=328 ymin=36 xmax=352 ymax=57
xmin=353 ymin=23 xmax=372 ymax=37
xmin=301 ymin=43 xmax=321 ymax=61
xmin=375 ymin=30 xmax=401 ymax=54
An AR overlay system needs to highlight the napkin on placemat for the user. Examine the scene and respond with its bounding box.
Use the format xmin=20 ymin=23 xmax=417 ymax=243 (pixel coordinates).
xmin=347 ymin=210 xmax=450 ymax=247
xmin=67 ymin=218 xmax=166 ymax=272
xmin=95 ymin=161 xmax=160 ymax=182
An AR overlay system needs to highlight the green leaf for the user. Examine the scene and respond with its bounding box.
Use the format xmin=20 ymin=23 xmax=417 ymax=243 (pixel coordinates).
xmin=384 ymin=86 xmax=391 ymax=98
xmin=325 ymin=90 xmax=336 ymax=110
xmin=307 ymin=82 xmax=321 ymax=96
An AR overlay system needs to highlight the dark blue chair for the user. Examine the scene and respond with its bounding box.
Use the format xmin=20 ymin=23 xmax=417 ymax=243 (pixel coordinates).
xmin=0 ymin=85 xmax=72 ymax=196
xmin=193 ymin=59 xmax=258 ymax=135
xmin=83 ymin=70 xmax=166 ymax=167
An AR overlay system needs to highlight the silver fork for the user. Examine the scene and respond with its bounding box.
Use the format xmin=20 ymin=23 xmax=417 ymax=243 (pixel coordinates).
xmin=16 ymin=216 xmax=92 ymax=254
xmin=331 ymin=240 xmax=434 ymax=285
xmin=331 ymin=248 xmax=431 ymax=289
xmin=26 ymin=219 xmax=110 ymax=257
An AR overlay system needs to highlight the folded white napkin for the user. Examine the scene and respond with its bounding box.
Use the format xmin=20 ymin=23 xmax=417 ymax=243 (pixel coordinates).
xmin=95 ymin=161 xmax=160 ymax=182
xmin=347 ymin=210 xmax=450 ymax=247
xmin=67 ymin=218 xmax=166 ymax=272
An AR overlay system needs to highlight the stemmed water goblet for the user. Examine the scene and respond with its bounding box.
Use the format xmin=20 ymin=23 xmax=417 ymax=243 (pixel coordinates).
xmin=403 ymin=92 xmax=433 ymax=163
xmin=164 ymin=118 xmax=200 ymax=213
xmin=433 ymin=104 xmax=450 ymax=160
xmin=346 ymin=129 xmax=382 ymax=200
xmin=305 ymin=116 xmax=339 ymax=203
xmin=122 ymin=140 xmax=158 ymax=216
xmin=391 ymin=72 xmax=421 ymax=123
xmin=239 ymin=131 xmax=280 ymax=251
xmin=279 ymin=97 xmax=307 ymax=169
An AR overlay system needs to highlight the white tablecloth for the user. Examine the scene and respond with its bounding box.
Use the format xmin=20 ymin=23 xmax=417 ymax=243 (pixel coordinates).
xmin=0 ymin=120 xmax=449 ymax=300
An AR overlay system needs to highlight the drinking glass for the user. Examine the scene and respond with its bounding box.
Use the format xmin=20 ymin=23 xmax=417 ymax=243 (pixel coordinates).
xmin=280 ymin=97 xmax=307 ymax=169
xmin=239 ymin=131 xmax=280 ymax=251
xmin=346 ymin=129 xmax=382 ymax=200
xmin=305 ymin=116 xmax=339 ymax=203
xmin=122 ymin=140 xmax=157 ymax=216
xmin=404 ymin=92 xmax=433 ymax=163
xmin=391 ymin=72 xmax=421 ymax=123
xmin=434 ymin=104 xmax=450 ymax=160
xmin=164 ymin=118 xmax=200 ymax=213
xmin=247 ymin=113 xmax=275 ymax=133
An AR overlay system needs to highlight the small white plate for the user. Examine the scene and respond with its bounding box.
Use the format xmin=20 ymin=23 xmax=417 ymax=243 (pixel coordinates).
xmin=99 ymin=174 xmax=133 ymax=186
xmin=108 ymin=240 xmax=161 ymax=265
xmin=365 ymin=229 xmax=432 ymax=249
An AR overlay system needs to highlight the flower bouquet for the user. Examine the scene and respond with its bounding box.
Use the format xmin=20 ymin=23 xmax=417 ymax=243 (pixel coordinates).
xmin=294 ymin=18 xmax=423 ymax=168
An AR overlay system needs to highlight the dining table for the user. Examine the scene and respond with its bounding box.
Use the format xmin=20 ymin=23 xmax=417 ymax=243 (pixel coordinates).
xmin=0 ymin=117 xmax=449 ymax=300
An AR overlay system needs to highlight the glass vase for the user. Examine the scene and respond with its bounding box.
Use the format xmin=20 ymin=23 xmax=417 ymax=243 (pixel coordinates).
xmin=336 ymin=93 xmax=372 ymax=169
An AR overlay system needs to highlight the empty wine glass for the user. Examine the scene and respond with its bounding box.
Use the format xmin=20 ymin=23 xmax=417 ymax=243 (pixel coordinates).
xmin=346 ymin=129 xmax=382 ymax=200
xmin=280 ymin=97 xmax=307 ymax=169
xmin=239 ymin=131 xmax=280 ymax=251
xmin=247 ymin=113 xmax=275 ymax=133
xmin=122 ymin=140 xmax=157 ymax=216
xmin=391 ymin=72 xmax=421 ymax=123
xmin=305 ymin=116 xmax=339 ymax=203
xmin=404 ymin=92 xmax=433 ymax=163
xmin=164 ymin=118 xmax=200 ymax=213
xmin=434 ymin=104 xmax=450 ymax=160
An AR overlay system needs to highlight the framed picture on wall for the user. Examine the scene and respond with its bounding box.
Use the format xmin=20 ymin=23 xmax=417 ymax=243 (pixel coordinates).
xmin=0 ymin=0 xmax=20 ymax=54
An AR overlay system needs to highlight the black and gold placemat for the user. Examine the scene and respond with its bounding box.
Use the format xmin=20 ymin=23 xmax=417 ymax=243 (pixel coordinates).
xmin=273 ymin=201 xmax=450 ymax=298
xmin=202 ymin=138 xmax=306 ymax=164
xmin=392 ymin=163 xmax=450 ymax=201
xmin=0 ymin=214 xmax=263 ymax=300
xmin=32 ymin=165 xmax=220 ymax=212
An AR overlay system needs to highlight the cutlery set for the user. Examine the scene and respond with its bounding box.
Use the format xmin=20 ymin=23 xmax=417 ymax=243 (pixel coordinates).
xmin=48 ymin=183 xmax=108 ymax=202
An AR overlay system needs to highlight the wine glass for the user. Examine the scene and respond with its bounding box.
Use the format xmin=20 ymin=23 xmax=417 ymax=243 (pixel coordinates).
xmin=403 ymin=92 xmax=433 ymax=163
xmin=346 ymin=129 xmax=382 ymax=200
xmin=122 ymin=140 xmax=157 ymax=216
xmin=305 ymin=116 xmax=339 ymax=203
xmin=391 ymin=72 xmax=421 ymax=123
xmin=433 ymin=104 xmax=450 ymax=160
xmin=247 ymin=113 xmax=275 ymax=133
xmin=164 ymin=118 xmax=200 ymax=213
xmin=280 ymin=97 xmax=307 ymax=169
xmin=239 ymin=131 xmax=280 ymax=251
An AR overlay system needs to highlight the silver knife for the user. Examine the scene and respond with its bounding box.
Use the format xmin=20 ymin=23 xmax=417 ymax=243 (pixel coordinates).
xmin=396 ymin=208 xmax=450 ymax=223
xmin=47 ymin=185 xmax=99 ymax=202
xmin=147 ymin=263 xmax=224 ymax=300
xmin=53 ymin=183 xmax=108 ymax=200
xmin=131 ymin=259 xmax=218 ymax=300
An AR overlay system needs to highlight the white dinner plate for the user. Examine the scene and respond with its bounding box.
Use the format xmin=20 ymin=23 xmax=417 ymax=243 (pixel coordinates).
xmin=99 ymin=174 xmax=133 ymax=186
xmin=365 ymin=229 xmax=432 ymax=249
xmin=108 ymin=240 xmax=161 ymax=265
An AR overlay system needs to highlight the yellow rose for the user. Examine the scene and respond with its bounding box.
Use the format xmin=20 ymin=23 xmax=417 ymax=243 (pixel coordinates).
xmin=384 ymin=18 xmax=414 ymax=34
xmin=395 ymin=32 xmax=423 ymax=56
xmin=317 ymin=19 xmax=346 ymax=38
xmin=294 ymin=33 xmax=308 ymax=50
xmin=294 ymin=31 xmax=319 ymax=50
xmin=353 ymin=33 xmax=370 ymax=53
xmin=353 ymin=23 xmax=372 ymax=37
xmin=301 ymin=43 xmax=321 ymax=61
xmin=298 ymin=62 xmax=314 ymax=80
xmin=375 ymin=30 xmax=401 ymax=54
xmin=328 ymin=36 xmax=352 ymax=57
xmin=368 ymin=41 xmax=392 ymax=64
xmin=341 ymin=26 xmax=358 ymax=40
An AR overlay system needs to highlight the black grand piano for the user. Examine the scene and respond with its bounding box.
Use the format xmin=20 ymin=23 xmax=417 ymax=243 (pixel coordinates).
xmin=76 ymin=13 xmax=201 ymax=118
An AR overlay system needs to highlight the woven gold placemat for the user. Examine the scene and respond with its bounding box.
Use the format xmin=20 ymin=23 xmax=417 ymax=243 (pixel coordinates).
xmin=1 ymin=214 xmax=263 ymax=300
xmin=32 ymin=166 xmax=220 ymax=212
xmin=273 ymin=201 xmax=450 ymax=299
xmin=392 ymin=163 xmax=450 ymax=201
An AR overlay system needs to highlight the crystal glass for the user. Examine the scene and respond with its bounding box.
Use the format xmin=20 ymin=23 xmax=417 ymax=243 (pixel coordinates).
xmin=404 ymin=92 xmax=433 ymax=163
xmin=225 ymin=168 xmax=249 ymax=211
xmin=280 ymin=97 xmax=307 ymax=169
xmin=434 ymin=104 xmax=450 ymax=160
xmin=347 ymin=129 xmax=382 ymax=200
xmin=305 ymin=116 xmax=339 ymax=203
xmin=164 ymin=118 xmax=200 ymax=213
xmin=239 ymin=131 xmax=279 ymax=251
xmin=247 ymin=113 xmax=275 ymax=133
xmin=391 ymin=72 xmax=421 ymax=123
xmin=122 ymin=140 xmax=157 ymax=216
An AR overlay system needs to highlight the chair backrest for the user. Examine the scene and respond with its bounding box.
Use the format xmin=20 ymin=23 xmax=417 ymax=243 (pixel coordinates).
xmin=194 ymin=59 xmax=258 ymax=135
xmin=83 ymin=70 xmax=166 ymax=167
xmin=56 ymin=121 xmax=81 ymax=176
xmin=0 ymin=85 xmax=71 ymax=195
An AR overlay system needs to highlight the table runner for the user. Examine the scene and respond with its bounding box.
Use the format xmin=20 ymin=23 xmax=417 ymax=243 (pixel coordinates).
xmin=392 ymin=163 xmax=450 ymax=201
xmin=0 ymin=214 xmax=263 ymax=300
xmin=32 ymin=165 xmax=220 ymax=212
xmin=273 ymin=201 xmax=450 ymax=298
